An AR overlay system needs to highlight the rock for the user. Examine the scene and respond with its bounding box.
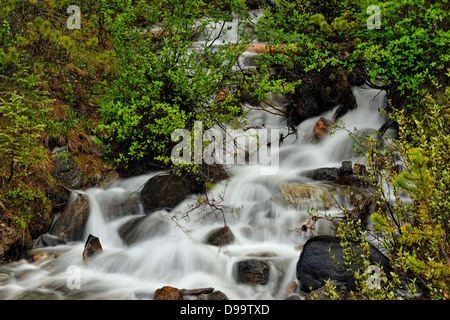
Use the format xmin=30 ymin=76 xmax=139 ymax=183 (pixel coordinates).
xmin=154 ymin=286 xmax=183 ymax=300
xmin=141 ymin=173 xmax=201 ymax=212
xmin=303 ymin=167 xmax=340 ymax=182
xmin=285 ymin=280 xmax=299 ymax=295
xmin=179 ymin=287 xmax=214 ymax=295
xmin=0 ymin=221 xmax=34 ymax=262
xmin=197 ymin=291 xmax=229 ymax=300
xmin=206 ymin=226 xmax=235 ymax=246
xmin=118 ymin=215 xmax=168 ymax=246
xmin=304 ymin=280 xmax=349 ymax=300
xmin=313 ymin=117 xmax=334 ymax=140
xmin=301 ymin=161 xmax=371 ymax=188
xmin=107 ymin=195 xmax=141 ymax=220
xmin=286 ymin=69 xmax=357 ymax=125
xmin=33 ymin=234 xmax=66 ymax=248
xmin=51 ymin=146 xmax=83 ymax=189
xmin=48 ymin=194 xmax=90 ymax=242
xmin=236 ymin=259 xmax=270 ymax=286
xmin=296 ymin=235 xmax=391 ymax=292
xmin=354 ymin=163 xmax=368 ymax=176
xmin=82 ymin=234 xmax=103 ymax=263
xmin=279 ymin=182 xmax=334 ymax=207
xmin=341 ymin=160 xmax=353 ymax=175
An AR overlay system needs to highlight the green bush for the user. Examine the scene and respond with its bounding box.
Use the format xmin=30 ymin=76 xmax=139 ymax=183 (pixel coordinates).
xmin=97 ymin=0 xmax=252 ymax=171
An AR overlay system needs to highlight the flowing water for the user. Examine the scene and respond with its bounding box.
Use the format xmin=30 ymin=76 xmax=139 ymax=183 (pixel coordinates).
xmin=0 ymin=12 xmax=395 ymax=300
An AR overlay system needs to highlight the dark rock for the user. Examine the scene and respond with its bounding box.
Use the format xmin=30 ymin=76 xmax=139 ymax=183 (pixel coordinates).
xmin=340 ymin=160 xmax=353 ymax=175
xmin=206 ymin=226 xmax=235 ymax=246
xmin=303 ymin=167 xmax=340 ymax=182
xmin=236 ymin=259 xmax=270 ymax=286
xmin=33 ymin=234 xmax=66 ymax=248
xmin=197 ymin=291 xmax=229 ymax=300
xmin=288 ymin=71 xmax=357 ymax=125
xmin=82 ymin=234 xmax=103 ymax=263
xmin=51 ymin=146 xmax=83 ymax=189
xmin=302 ymin=161 xmax=370 ymax=187
xmin=354 ymin=163 xmax=368 ymax=176
xmin=118 ymin=215 xmax=168 ymax=246
xmin=140 ymin=173 xmax=201 ymax=212
xmin=180 ymin=287 xmax=214 ymax=295
xmin=107 ymin=195 xmax=141 ymax=220
xmin=296 ymin=235 xmax=390 ymax=292
xmin=48 ymin=194 xmax=90 ymax=242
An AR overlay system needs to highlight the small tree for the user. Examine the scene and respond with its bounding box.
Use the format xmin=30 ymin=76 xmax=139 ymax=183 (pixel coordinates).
xmin=0 ymin=61 xmax=51 ymax=186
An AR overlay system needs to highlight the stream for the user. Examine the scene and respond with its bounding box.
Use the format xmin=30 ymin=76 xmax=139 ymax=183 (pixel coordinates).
xmin=0 ymin=11 xmax=395 ymax=300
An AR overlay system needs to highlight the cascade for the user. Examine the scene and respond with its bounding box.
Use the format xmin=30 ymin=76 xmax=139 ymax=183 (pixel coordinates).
xmin=0 ymin=12 xmax=395 ymax=300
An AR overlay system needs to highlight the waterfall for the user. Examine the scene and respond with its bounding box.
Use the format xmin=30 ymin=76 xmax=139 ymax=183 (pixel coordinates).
xmin=0 ymin=12 xmax=394 ymax=301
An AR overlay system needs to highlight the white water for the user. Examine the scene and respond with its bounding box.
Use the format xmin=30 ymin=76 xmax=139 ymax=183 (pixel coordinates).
xmin=0 ymin=84 xmax=390 ymax=300
xmin=0 ymin=12 xmax=394 ymax=300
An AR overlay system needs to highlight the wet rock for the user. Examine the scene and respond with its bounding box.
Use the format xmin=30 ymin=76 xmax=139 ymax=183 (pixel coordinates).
xmin=279 ymin=182 xmax=334 ymax=207
xmin=354 ymin=163 xmax=368 ymax=176
xmin=0 ymin=272 xmax=10 ymax=283
xmin=118 ymin=215 xmax=168 ymax=246
xmin=197 ymin=291 xmax=229 ymax=300
xmin=285 ymin=280 xmax=299 ymax=295
xmin=236 ymin=259 xmax=270 ymax=286
xmin=341 ymin=160 xmax=353 ymax=175
xmin=303 ymin=167 xmax=340 ymax=182
xmin=301 ymin=161 xmax=370 ymax=188
xmin=82 ymin=234 xmax=103 ymax=263
xmin=51 ymin=146 xmax=83 ymax=189
xmin=296 ymin=235 xmax=391 ymax=292
xmin=108 ymin=195 xmax=141 ymax=220
xmin=33 ymin=234 xmax=66 ymax=248
xmin=290 ymin=74 xmax=356 ymax=123
xmin=141 ymin=173 xmax=201 ymax=212
xmin=154 ymin=286 xmax=183 ymax=300
xmin=206 ymin=226 xmax=235 ymax=246
xmin=313 ymin=117 xmax=334 ymax=140
xmin=48 ymin=194 xmax=90 ymax=242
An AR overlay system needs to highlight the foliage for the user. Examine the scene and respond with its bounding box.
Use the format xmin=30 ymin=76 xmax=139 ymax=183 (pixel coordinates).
xmin=96 ymin=0 xmax=253 ymax=172
xmin=253 ymin=0 xmax=449 ymax=111
xmin=324 ymin=87 xmax=450 ymax=299
xmin=0 ymin=63 xmax=51 ymax=185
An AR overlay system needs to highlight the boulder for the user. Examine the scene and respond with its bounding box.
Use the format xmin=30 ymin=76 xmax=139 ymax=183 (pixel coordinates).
xmin=48 ymin=194 xmax=90 ymax=242
xmin=197 ymin=291 xmax=229 ymax=300
xmin=313 ymin=117 xmax=334 ymax=140
xmin=33 ymin=234 xmax=66 ymax=248
xmin=82 ymin=234 xmax=103 ymax=263
xmin=303 ymin=167 xmax=340 ymax=182
xmin=296 ymin=235 xmax=390 ymax=292
xmin=140 ymin=173 xmax=201 ymax=212
xmin=154 ymin=286 xmax=183 ymax=300
xmin=236 ymin=259 xmax=270 ymax=286
xmin=118 ymin=215 xmax=168 ymax=246
xmin=206 ymin=226 xmax=235 ymax=246
xmin=51 ymin=146 xmax=83 ymax=189
xmin=302 ymin=161 xmax=370 ymax=187
xmin=279 ymin=182 xmax=334 ymax=207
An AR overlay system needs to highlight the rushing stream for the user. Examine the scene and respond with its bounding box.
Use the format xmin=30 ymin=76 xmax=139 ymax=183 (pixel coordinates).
xmin=0 ymin=11 xmax=395 ymax=300
xmin=0 ymin=84 xmax=391 ymax=300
